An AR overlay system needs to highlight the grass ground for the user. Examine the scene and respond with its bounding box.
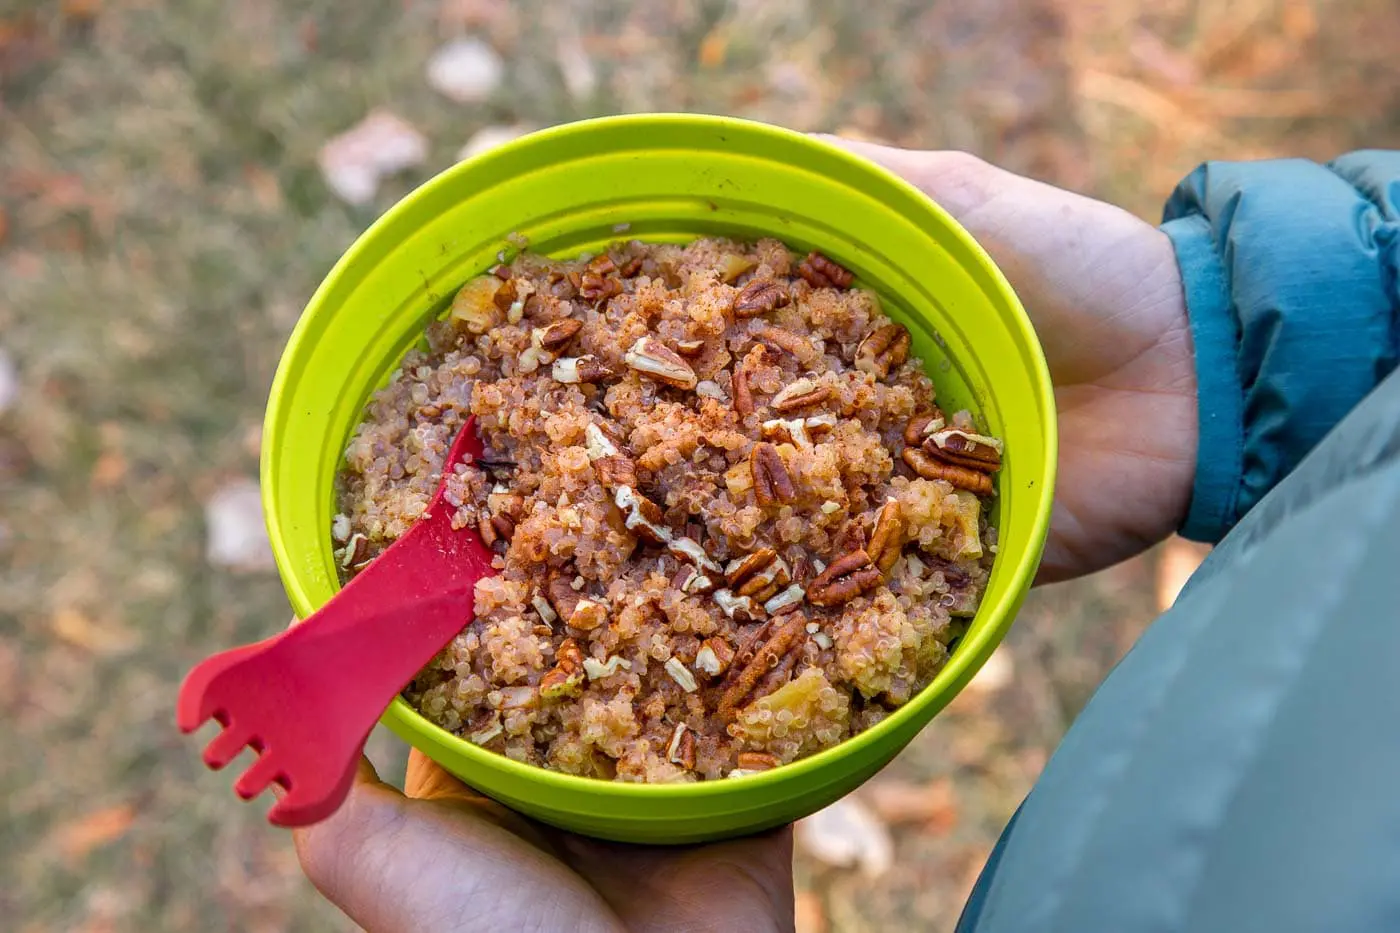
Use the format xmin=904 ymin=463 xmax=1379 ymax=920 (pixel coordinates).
xmin=3 ymin=0 xmax=1397 ymax=930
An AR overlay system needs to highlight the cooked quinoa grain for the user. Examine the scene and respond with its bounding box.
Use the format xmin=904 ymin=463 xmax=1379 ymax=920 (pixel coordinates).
xmin=335 ymin=237 xmax=1001 ymax=782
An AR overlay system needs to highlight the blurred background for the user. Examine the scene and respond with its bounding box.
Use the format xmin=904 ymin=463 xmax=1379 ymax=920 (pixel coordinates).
xmin=3 ymin=0 xmax=1398 ymax=930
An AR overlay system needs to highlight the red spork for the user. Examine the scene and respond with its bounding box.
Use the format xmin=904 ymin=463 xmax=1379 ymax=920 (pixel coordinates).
xmin=176 ymin=418 xmax=495 ymax=827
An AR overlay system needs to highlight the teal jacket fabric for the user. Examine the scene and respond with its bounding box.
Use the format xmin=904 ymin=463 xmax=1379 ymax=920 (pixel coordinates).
xmin=956 ymin=152 xmax=1400 ymax=933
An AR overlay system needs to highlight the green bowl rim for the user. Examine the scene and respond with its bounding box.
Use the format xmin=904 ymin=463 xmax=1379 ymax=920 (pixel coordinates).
xmin=262 ymin=113 xmax=1057 ymax=801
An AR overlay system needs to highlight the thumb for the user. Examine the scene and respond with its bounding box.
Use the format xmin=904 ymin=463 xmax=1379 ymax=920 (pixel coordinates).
xmin=293 ymin=756 xmax=620 ymax=933
xmin=811 ymin=135 xmax=1013 ymax=222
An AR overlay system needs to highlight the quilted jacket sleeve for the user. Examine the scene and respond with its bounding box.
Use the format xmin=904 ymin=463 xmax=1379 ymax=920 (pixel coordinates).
xmin=1159 ymin=152 xmax=1400 ymax=542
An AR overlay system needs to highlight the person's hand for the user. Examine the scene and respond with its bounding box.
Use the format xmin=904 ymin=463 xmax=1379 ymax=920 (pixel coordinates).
xmin=292 ymin=751 xmax=794 ymax=933
xmin=823 ymin=139 xmax=1198 ymax=582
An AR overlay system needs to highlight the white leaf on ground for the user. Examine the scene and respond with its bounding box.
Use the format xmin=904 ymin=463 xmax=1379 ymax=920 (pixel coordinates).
xmin=426 ymin=36 xmax=504 ymax=103
xmin=796 ymin=796 xmax=893 ymax=878
xmin=0 ymin=347 xmax=17 ymax=413
xmin=205 ymin=478 xmax=275 ymax=571
xmin=456 ymin=123 xmax=534 ymax=162
xmin=556 ymin=34 xmax=597 ymax=100
xmin=317 ymin=110 xmax=428 ymax=206
xmin=964 ymin=644 xmax=1014 ymax=695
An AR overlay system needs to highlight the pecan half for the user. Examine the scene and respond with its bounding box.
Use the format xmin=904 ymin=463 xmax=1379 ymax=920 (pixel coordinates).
xmin=807 ymin=549 xmax=882 ymax=607
xmin=769 ymin=377 xmax=831 ymax=413
xmin=667 ymin=723 xmax=697 ymax=769
xmin=624 ymin=336 xmax=698 ymax=389
xmin=797 ymin=251 xmax=854 ymax=289
xmin=732 ymin=279 xmax=791 ymax=317
xmin=552 ymin=354 xmax=615 ymax=384
xmin=903 ymin=412 xmax=947 ymax=447
xmin=901 ymin=448 xmax=995 ymax=496
xmin=591 ymin=454 xmax=638 ymax=490
xmin=865 ymin=498 xmax=905 ymax=575
xmin=750 ymin=442 xmax=796 ymax=506
xmin=717 ymin=615 xmax=808 ymax=721
xmin=924 ymin=428 xmax=1003 ymax=472
xmin=855 ymin=323 xmax=911 ymax=378
xmin=535 ymin=318 xmax=583 ymax=352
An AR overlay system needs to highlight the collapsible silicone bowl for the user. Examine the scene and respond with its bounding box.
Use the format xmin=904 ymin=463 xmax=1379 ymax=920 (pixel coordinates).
xmin=263 ymin=114 xmax=1056 ymax=844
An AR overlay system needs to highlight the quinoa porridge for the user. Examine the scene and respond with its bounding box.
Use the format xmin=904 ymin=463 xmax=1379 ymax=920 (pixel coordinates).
xmin=332 ymin=236 xmax=1003 ymax=782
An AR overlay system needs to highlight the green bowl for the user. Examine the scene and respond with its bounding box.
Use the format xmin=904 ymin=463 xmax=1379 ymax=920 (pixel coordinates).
xmin=262 ymin=114 xmax=1056 ymax=844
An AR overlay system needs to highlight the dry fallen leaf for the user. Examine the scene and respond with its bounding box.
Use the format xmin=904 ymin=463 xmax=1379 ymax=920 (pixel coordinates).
xmin=0 ymin=346 xmax=15 ymax=413
xmin=796 ymin=796 xmax=893 ymax=878
xmin=556 ymin=34 xmax=596 ymax=100
xmin=456 ymin=123 xmax=534 ymax=162
xmin=964 ymin=645 xmax=1014 ymax=695
xmin=864 ymin=777 xmax=959 ymax=834
xmin=794 ymin=889 xmax=827 ymax=933
xmin=204 ymin=477 xmax=276 ymax=572
xmin=426 ymin=36 xmax=504 ymax=103
xmin=317 ymin=110 xmax=428 ymax=206
xmin=55 ymin=804 xmax=136 ymax=862
xmin=51 ymin=607 xmax=138 ymax=655
xmin=1156 ymin=536 xmax=1211 ymax=610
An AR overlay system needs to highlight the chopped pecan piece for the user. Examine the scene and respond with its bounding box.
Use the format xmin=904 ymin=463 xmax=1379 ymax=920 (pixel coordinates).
xmin=556 ymin=637 xmax=584 ymax=671
xmin=750 ymin=442 xmax=796 ymax=506
xmin=547 ymin=574 xmax=582 ymax=622
xmin=614 ymin=485 xmax=671 ymax=544
xmin=674 ymin=564 xmax=717 ymax=596
xmin=736 ymin=751 xmax=780 ymax=772
xmin=624 ymin=336 xmax=698 ymax=389
xmin=477 ymin=513 xmax=515 ymax=548
xmin=797 ymin=251 xmax=854 ymax=289
xmin=901 ymin=447 xmax=995 ymax=496
xmin=762 ymin=583 xmax=805 ymax=615
xmin=855 ymin=323 xmax=911 ymax=378
xmin=492 ymin=277 xmax=519 ymax=312
xmin=535 ymin=318 xmax=583 ymax=352
xmin=903 ymin=412 xmax=947 ymax=447
xmin=591 ymin=454 xmax=638 ymax=490
xmin=568 ymin=598 xmax=608 ymax=631
xmin=732 ymin=279 xmax=791 ymax=317
xmin=552 ymin=354 xmax=615 ymax=384
xmin=667 ymin=723 xmax=697 ymax=769
xmin=807 ymin=549 xmax=882 ymax=607
xmin=674 ymin=338 xmax=706 ymax=357
xmin=924 ymin=428 xmax=1003 ymax=472
xmin=725 ymin=547 xmax=791 ymax=602
xmin=579 ymin=272 xmax=623 ymax=303
xmin=717 ymin=615 xmax=808 ymax=721
xmin=587 ymin=254 xmax=617 ymax=275
xmin=730 ymin=344 xmax=768 ymax=416
xmin=865 ymin=497 xmax=905 ymax=575
xmin=695 ymin=637 xmax=735 ymax=677
xmin=539 ymin=666 xmax=584 ymax=699
xmin=712 ymin=588 xmax=760 ymax=621
xmin=753 ymin=325 xmax=811 ymax=359
xmin=490 ymin=263 xmax=513 ymax=280
xmin=664 ymin=657 xmax=699 ymax=693
xmin=619 ymin=255 xmax=644 ymax=278
xmin=769 ymin=377 xmax=831 ymax=413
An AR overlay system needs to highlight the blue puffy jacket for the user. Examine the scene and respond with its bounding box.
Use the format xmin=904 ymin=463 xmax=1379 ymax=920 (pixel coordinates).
xmin=957 ymin=154 xmax=1400 ymax=933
